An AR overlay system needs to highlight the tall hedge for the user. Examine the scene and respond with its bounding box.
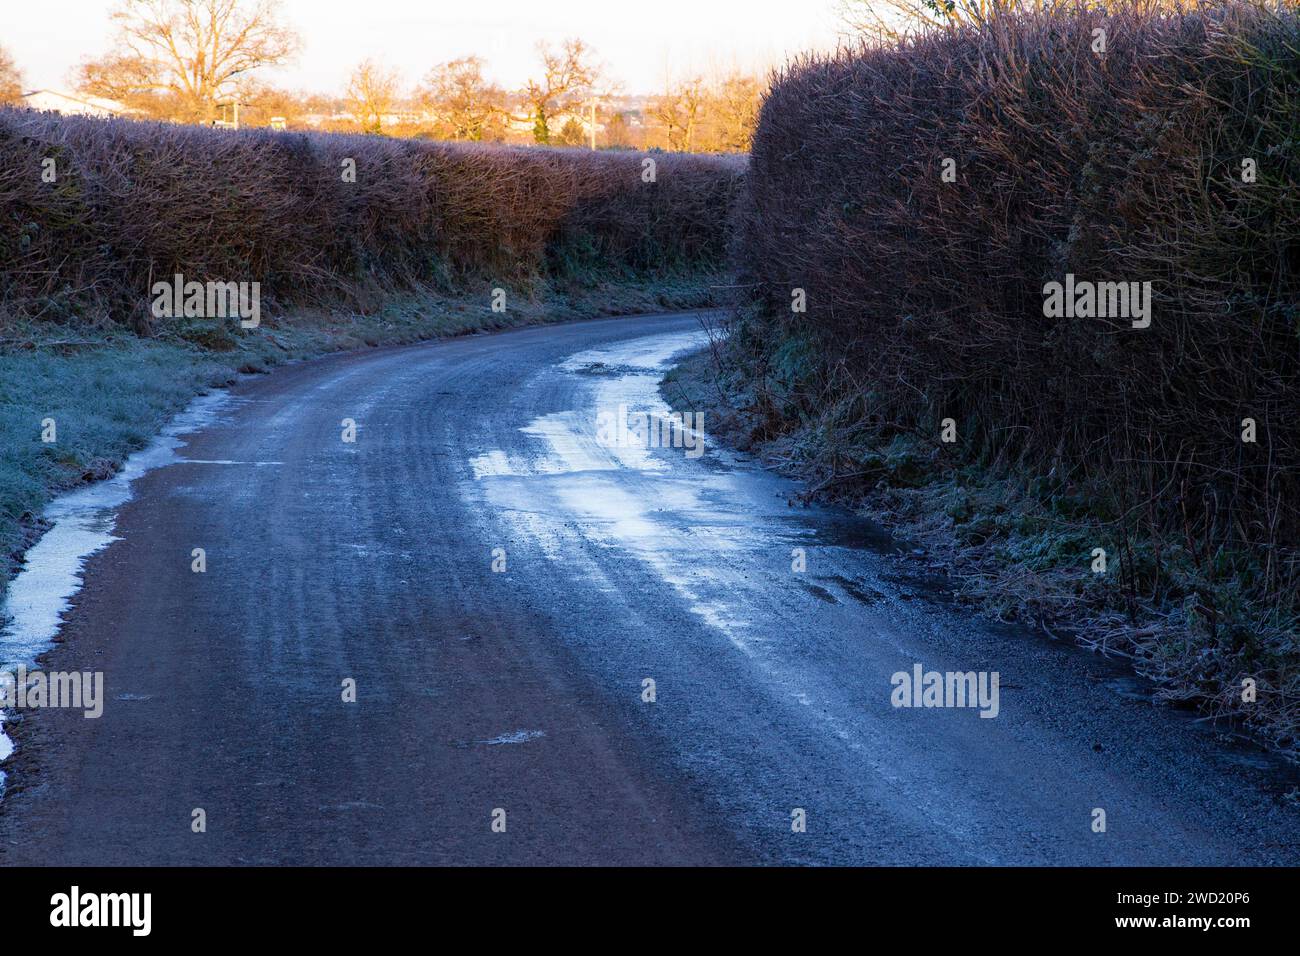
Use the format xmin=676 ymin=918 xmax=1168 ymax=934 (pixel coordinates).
xmin=735 ymin=3 xmax=1300 ymax=631
xmin=0 ymin=111 xmax=744 ymax=326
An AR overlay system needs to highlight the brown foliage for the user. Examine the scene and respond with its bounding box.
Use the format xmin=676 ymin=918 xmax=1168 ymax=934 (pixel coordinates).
xmin=0 ymin=110 xmax=743 ymax=327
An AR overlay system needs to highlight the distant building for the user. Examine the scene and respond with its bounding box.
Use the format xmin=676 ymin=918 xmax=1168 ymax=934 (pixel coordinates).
xmin=20 ymin=89 xmax=131 ymax=118
xmin=301 ymin=109 xmax=423 ymax=131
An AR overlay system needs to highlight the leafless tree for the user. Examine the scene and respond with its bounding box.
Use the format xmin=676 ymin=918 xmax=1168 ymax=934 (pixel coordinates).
xmin=711 ymin=73 xmax=763 ymax=152
xmin=519 ymin=38 xmax=600 ymax=145
xmin=77 ymin=0 xmax=299 ymax=122
xmin=652 ymin=76 xmax=706 ymax=152
xmin=345 ymin=59 xmax=401 ymax=134
xmin=416 ymin=56 xmax=503 ymax=141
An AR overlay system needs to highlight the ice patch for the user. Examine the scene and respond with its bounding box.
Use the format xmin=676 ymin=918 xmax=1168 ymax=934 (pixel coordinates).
xmin=469 ymin=449 xmax=514 ymax=479
xmin=0 ymin=390 xmax=232 ymax=790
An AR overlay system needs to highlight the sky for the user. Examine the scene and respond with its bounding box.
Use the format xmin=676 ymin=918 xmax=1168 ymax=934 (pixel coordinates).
xmin=4 ymin=0 xmax=849 ymax=96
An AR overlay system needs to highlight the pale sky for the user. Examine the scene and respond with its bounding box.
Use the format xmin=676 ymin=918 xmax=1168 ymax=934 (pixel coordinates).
xmin=4 ymin=0 xmax=849 ymax=96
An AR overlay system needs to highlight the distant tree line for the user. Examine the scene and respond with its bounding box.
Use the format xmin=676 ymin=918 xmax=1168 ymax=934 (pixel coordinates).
xmin=0 ymin=0 xmax=765 ymax=152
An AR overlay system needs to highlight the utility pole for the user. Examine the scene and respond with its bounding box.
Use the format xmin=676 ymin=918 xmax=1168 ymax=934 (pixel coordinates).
xmin=589 ymin=97 xmax=597 ymax=151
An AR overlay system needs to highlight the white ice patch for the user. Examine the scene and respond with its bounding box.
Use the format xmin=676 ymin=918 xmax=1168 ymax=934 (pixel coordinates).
xmin=521 ymin=413 xmax=619 ymax=474
xmin=0 ymin=390 xmax=233 ymax=790
xmin=481 ymin=729 xmax=546 ymax=746
xmin=464 ymin=328 xmax=755 ymax=646
xmin=559 ymin=332 xmax=710 ymax=375
xmin=469 ymin=449 xmax=515 ymax=479
xmin=468 ymin=331 xmax=713 ymax=483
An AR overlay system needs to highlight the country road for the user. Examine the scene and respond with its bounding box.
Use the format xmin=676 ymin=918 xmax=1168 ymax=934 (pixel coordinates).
xmin=1 ymin=311 xmax=1297 ymax=866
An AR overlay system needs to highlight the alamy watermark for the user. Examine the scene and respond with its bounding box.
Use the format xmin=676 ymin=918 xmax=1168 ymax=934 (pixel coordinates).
xmin=1042 ymin=274 xmax=1151 ymax=329
xmin=151 ymin=273 xmax=260 ymax=328
xmin=1 ymin=665 xmax=104 ymax=718
xmin=595 ymin=404 xmax=705 ymax=459
xmin=891 ymin=663 xmax=1000 ymax=718
xmin=50 ymin=886 xmax=151 ymax=936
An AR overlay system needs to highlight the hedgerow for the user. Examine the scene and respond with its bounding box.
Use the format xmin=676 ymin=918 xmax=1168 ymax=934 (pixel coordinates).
xmin=731 ymin=1 xmax=1300 ymax=745
xmin=0 ymin=111 xmax=743 ymax=328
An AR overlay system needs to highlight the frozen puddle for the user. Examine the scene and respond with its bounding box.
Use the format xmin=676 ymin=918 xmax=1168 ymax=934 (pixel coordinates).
xmin=0 ymin=390 xmax=232 ymax=790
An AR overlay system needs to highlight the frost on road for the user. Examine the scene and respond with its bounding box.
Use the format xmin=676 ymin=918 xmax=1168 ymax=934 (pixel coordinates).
xmin=1 ymin=315 xmax=1296 ymax=866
